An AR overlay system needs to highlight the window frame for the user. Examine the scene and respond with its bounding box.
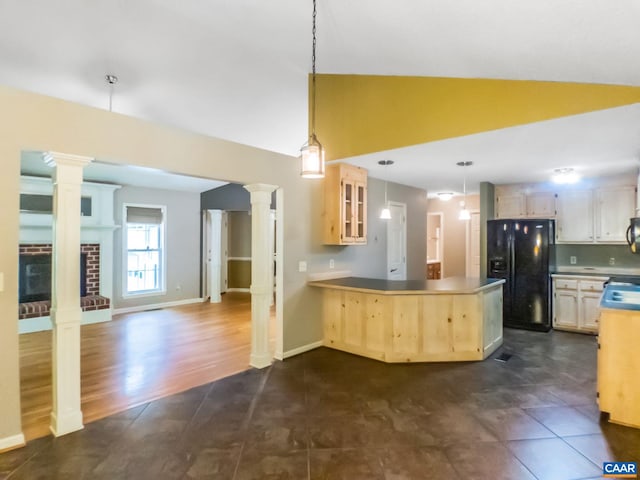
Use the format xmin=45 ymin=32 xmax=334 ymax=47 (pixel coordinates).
xmin=122 ymin=203 xmax=167 ymax=298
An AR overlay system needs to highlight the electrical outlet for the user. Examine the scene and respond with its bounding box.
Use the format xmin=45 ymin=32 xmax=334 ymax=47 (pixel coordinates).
xmin=609 ymin=257 xmax=616 ymax=266
xmin=570 ymin=256 xmax=577 ymax=265
xmin=329 ymin=259 xmax=335 ymax=269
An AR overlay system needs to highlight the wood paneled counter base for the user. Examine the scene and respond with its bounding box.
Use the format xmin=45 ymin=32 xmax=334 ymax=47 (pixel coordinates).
xmin=308 ymin=277 xmax=505 ymax=363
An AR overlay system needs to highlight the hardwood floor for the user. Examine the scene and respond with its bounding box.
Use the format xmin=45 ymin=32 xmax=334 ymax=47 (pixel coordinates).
xmin=19 ymin=292 xmax=267 ymax=441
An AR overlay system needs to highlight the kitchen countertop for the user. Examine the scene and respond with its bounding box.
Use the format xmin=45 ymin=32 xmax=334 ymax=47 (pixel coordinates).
xmin=308 ymin=276 xmax=504 ymax=295
xmin=555 ymin=266 xmax=640 ymax=276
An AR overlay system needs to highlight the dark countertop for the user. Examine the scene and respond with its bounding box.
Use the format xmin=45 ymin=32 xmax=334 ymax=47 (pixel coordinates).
xmin=308 ymin=276 xmax=505 ymax=295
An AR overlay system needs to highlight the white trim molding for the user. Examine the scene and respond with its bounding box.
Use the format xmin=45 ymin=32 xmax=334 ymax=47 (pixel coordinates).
xmin=0 ymin=433 xmax=26 ymax=453
xmin=112 ymin=297 xmax=204 ymax=315
xmin=283 ymin=340 xmax=324 ymax=359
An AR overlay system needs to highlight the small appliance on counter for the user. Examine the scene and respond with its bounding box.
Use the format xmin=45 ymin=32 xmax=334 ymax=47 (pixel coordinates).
xmin=487 ymin=219 xmax=555 ymax=331
xmin=626 ymin=217 xmax=640 ymax=253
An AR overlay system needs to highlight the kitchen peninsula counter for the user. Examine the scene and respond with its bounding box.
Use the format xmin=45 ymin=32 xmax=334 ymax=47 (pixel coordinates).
xmin=309 ymin=276 xmax=504 ymax=363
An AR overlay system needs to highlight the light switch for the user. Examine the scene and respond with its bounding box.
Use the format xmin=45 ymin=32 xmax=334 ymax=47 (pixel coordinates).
xmin=298 ymin=261 xmax=307 ymax=272
xmin=0 ymin=272 xmax=4 ymax=292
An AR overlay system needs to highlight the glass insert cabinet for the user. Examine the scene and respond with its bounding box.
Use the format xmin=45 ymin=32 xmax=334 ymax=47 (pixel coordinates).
xmin=322 ymin=163 xmax=367 ymax=245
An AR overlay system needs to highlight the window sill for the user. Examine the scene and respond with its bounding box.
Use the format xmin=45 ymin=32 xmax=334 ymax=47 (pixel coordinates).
xmin=122 ymin=289 xmax=166 ymax=299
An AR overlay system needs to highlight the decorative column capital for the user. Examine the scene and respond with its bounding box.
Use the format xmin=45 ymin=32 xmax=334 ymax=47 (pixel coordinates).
xmin=44 ymin=151 xmax=93 ymax=168
xmin=44 ymin=152 xmax=93 ymax=185
xmin=244 ymin=183 xmax=277 ymax=204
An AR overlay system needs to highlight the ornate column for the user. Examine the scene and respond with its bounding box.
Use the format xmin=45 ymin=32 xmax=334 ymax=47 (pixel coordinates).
xmin=244 ymin=183 xmax=277 ymax=368
xmin=45 ymin=152 xmax=92 ymax=437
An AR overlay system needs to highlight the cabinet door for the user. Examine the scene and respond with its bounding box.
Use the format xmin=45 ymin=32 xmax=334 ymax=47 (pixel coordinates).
xmin=526 ymin=192 xmax=555 ymax=218
xmin=555 ymin=190 xmax=594 ymax=243
xmin=595 ymin=187 xmax=636 ymax=243
xmin=553 ymin=288 xmax=578 ymax=329
xmin=496 ymin=194 xmax=525 ymax=219
xmin=354 ymin=181 xmax=367 ymax=243
xmin=340 ymin=180 xmax=355 ymax=243
xmin=580 ymin=293 xmax=601 ymax=332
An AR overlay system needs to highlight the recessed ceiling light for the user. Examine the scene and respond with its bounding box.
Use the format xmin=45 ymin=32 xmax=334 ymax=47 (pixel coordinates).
xmin=552 ymin=168 xmax=580 ymax=184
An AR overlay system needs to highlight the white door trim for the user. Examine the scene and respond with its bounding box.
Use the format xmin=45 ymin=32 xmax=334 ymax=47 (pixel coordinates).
xmin=465 ymin=210 xmax=481 ymax=278
xmin=387 ymin=201 xmax=407 ymax=281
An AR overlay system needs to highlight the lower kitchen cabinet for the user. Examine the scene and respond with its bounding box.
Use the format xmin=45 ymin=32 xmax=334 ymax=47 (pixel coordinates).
xmin=598 ymin=307 xmax=640 ymax=429
xmin=426 ymin=262 xmax=441 ymax=279
xmin=552 ymin=275 xmax=607 ymax=334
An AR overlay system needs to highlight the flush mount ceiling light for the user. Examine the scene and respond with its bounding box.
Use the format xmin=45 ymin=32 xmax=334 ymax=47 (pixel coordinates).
xmin=105 ymin=74 xmax=118 ymax=112
xmin=300 ymin=0 xmax=325 ymax=179
xmin=437 ymin=192 xmax=454 ymax=202
xmin=457 ymin=161 xmax=472 ymax=221
xmin=552 ymin=167 xmax=580 ymax=184
xmin=379 ymin=160 xmax=394 ymax=219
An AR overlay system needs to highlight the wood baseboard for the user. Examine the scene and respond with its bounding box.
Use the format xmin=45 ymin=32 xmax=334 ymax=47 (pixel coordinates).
xmin=112 ymin=298 xmax=204 ymax=315
xmin=283 ymin=340 xmax=323 ymax=359
xmin=0 ymin=433 xmax=25 ymax=453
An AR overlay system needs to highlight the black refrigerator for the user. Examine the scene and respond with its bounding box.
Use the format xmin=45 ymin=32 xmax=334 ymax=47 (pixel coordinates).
xmin=487 ymin=219 xmax=555 ymax=331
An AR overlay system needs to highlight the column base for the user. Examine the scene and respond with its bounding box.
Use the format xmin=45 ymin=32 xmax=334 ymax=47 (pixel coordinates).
xmin=50 ymin=410 xmax=84 ymax=437
xmin=250 ymin=353 xmax=273 ymax=369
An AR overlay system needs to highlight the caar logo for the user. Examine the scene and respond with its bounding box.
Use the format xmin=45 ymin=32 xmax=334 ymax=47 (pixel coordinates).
xmin=603 ymin=462 xmax=637 ymax=478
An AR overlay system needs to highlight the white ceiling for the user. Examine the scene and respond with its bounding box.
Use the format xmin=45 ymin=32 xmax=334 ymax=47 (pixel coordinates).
xmin=2 ymin=0 xmax=640 ymax=192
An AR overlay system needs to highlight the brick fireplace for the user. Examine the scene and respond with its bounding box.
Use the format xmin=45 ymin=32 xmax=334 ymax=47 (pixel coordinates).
xmin=19 ymin=175 xmax=120 ymax=333
xmin=18 ymin=243 xmax=110 ymax=320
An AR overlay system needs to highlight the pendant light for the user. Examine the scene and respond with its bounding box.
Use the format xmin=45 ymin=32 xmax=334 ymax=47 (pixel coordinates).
xmin=300 ymin=0 xmax=325 ymax=178
xmin=105 ymin=74 xmax=118 ymax=112
xmin=379 ymin=160 xmax=394 ymax=219
xmin=457 ymin=161 xmax=472 ymax=221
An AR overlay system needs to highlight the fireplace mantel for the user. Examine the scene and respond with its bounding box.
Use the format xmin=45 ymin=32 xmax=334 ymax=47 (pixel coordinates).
xmin=19 ymin=175 xmax=121 ymax=333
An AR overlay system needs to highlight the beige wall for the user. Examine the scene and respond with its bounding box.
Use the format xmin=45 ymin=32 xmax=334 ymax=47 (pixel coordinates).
xmin=0 ymin=85 xmax=316 ymax=443
xmin=427 ymin=194 xmax=480 ymax=277
xmin=0 ymin=85 xmax=427 ymax=443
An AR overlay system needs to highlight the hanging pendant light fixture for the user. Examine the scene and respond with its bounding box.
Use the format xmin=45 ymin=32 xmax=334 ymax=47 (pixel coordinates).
xmin=457 ymin=161 xmax=473 ymax=221
xmin=300 ymin=0 xmax=325 ymax=178
xmin=105 ymin=74 xmax=118 ymax=112
xmin=379 ymin=160 xmax=394 ymax=219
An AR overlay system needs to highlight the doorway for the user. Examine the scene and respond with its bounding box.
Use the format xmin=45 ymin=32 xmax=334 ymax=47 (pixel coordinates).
xmin=466 ymin=211 xmax=481 ymax=277
xmin=387 ymin=202 xmax=407 ymax=280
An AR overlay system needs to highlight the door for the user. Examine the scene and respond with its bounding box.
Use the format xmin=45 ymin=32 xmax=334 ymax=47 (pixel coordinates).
xmin=205 ymin=209 xmax=223 ymax=303
xmin=512 ymin=220 xmax=552 ymax=329
xmin=487 ymin=220 xmax=513 ymax=325
xmin=466 ymin=212 xmax=480 ymax=277
xmin=387 ymin=202 xmax=407 ymax=280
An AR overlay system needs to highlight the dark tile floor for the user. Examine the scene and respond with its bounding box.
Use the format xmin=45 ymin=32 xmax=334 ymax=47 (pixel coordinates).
xmin=2 ymin=328 xmax=639 ymax=480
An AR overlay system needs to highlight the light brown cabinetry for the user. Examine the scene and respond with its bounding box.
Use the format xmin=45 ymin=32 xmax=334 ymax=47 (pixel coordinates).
xmin=598 ymin=307 xmax=640 ymax=429
xmin=495 ymin=191 xmax=555 ymax=219
xmin=322 ymin=163 xmax=367 ymax=245
xmin=312 ymin=279 xmax=504 ymax=363
xmin=552 ymin=275 xmax=607 ymax=334
xmin=426 ymin=262 xmax=441 ymax=279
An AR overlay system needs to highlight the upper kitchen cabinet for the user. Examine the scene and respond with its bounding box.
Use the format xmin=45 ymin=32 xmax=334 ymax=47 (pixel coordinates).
xmin=556 ymin=189 xmax=594 ymax=242
xmin=595 ymin=186 xmax=636 ymax=243
xmin=526 ymin=192 xmax=556 ymax=218
xmin=495 ymin=191 xmax=555 ymax=219
xmin=556 ymin=186 xmax=636 ymax=244
xmin=495 ymin=193 xmax=525 ymax=218
xmin=322 ymin=163 xmax=367 ymax=245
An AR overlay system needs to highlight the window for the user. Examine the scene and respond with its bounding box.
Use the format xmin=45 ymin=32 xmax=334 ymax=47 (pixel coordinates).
xmin=124 ymin=205 xmax=165 ymax=296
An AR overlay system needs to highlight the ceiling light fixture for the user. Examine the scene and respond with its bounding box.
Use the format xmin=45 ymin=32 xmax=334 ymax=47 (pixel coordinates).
xmin=552 ymin=167 xmax=580 ymax=184
xmin=105 ymin=74 xmax=118 ymax=112
xmin=457 ymin=161 xmax=472 ymax=221
xmin=379 ymin=160 xmax=394 ymax=219
xmin=300 ymin=0 xmax=325 ymax=179
xmin=437 ymin=192 xmax=454 ymax=202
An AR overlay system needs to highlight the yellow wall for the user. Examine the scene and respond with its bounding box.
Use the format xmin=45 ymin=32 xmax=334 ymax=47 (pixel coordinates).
xmin=314 ymin=75 xmax=640 ymax=160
